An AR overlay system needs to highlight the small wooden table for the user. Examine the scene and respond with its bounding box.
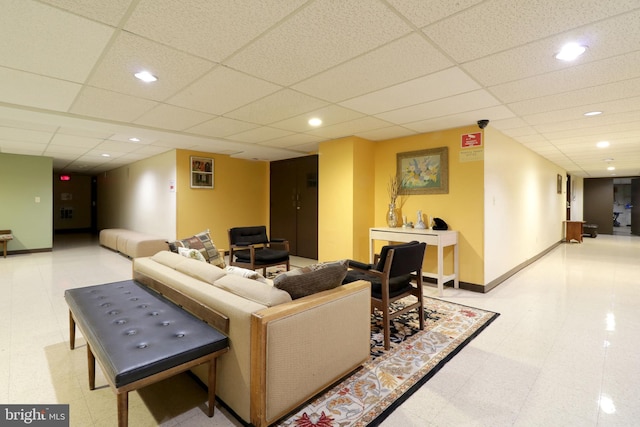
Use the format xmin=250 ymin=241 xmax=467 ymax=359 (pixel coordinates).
xmin=0 ymin=230 xmax=13 ymax=258
xmin=564 ymin=221 xmax=585 ymax=243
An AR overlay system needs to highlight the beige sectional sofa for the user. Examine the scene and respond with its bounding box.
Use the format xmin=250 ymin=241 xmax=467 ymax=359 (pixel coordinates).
xmin=132 ymin=251 xmax=371 ymax=427
xmin=99 ymin=228 xmax=168 ymax=258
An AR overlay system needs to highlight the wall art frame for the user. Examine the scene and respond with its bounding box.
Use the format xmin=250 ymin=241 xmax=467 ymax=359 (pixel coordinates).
xmin=397 ymin=147 xmax=449 ymax=195
xmin=190 ymin=156 xmax=214 ymax=189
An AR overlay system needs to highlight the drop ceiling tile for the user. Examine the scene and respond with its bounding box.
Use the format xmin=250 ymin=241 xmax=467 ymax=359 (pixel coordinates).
xmin=50 ymin=133 xmax=104 ymax=148
xmin=225 ymin=0 xmax=412 ymax=85
xmin=491 ymin=51 xmax=640 ymax=103
xmin=227 ymin=127 xmax=294 ymax=144
xmin=0 ymin=118 xmax=57 ymax=133
xmin=423 ymin=0 xmax=640 ymax=62
xmin=70 ymin=87 xmax=158 ymax=123
xmin=340 ymin=68 xmax=481 ymax=115
xmin=525 ymin=100 xmax=640 ymax=128
xmin=0 ymin=140 xmax=47 ymax=153
xmin=403 ymin=105 xmax=514 ymax=133
xmin=226 ymin=90 xmax=328 ymax=125
xmin=259 ymin=133 xmax=324 ymax=149
xmin=517 ymin=134 xmax=550 ymax=144
xmin=94 ymin=141 xmax=142 ymax=154
xmin=464 ymin=9 xmax=640 ymax=87
xmin=491 ymin=117 xmax=530 ymax=130
xmin=508 ymin=78 xmax=640 ymax=116
xmin=355 ymin=126 xmax=417 ymax=141
xmin=125 ymin=0 xmax=306 ymax=62
xmin=44 ymin=145 xmax=91 ymax=155
xmin=307 ymin=116 xmax=391 ymax=139
xmin=40 ymin=0 xmax=133 ymax=26
xmin=0 ymin=1 xmax=113 ymax=82
xmin=0 ymin=67 xmax=81 ymax=112
xmin=58 ymin=127 xmax=113 ymax=139
xmin=387 ymin=0 xmax=484 ymax=28
xmin=130 ymin=145 xmax=173 ymax=156
xmin=271 ymin=105 xmax=364 ymax=133
xmin=186 ymin=117 xmax=259 ymax=138
xmin=168 ymin=67 xmax=281 ymax=116
xmin=293 ymin=33 xmax=454 ymax=102
xmin=134 ymin=104 xmax=214 ymax=131
xmin=0 ymin=127 xmax=53 ymax=144
xmin=376 ymin=90 xmax=501 ymax=124
xmin=88 ymin=32 xmax=215 ymax=101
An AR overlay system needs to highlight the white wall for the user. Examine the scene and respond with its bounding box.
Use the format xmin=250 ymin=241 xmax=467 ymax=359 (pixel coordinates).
xmin=97 ymin=150 xmax=176 ymax=240
xmin=570 ymin=176 xmax=584 ymax=221
xmin=484 ymin=127 xmax=566 ymax=284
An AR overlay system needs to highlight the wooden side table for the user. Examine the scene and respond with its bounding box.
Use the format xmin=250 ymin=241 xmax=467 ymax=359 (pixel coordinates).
xmin=0 ymin=230 xmax=13 ymax=258
xmin=564 ymin=221 xmax=585 ymax=243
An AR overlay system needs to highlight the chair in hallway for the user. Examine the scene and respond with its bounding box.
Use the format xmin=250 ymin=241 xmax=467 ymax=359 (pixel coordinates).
xmin=227 ymin=226 xmax=290 ymax=275
xmin=343 ymin=241 xmax=426 ymax=350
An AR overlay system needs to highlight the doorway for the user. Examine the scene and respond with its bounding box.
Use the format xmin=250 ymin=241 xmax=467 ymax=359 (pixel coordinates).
xmin=270 ymin=155 xmax=318 ymax=259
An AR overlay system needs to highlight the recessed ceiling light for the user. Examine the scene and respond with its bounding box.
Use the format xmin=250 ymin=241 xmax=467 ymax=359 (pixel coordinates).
xmin=129 ymin=137 xmax=141 ymax=142
xmin=134 ymin=71 xmax=158 ymax=83
xmin=607 ymin=166 xmax=615 ymax=171
xmin=584 ymin=111 xmax=602 ymax=116
xmin=603 ymin=158 xmax=614 ymax=162
xmin=555 ymin=42 xmax=587 ymax=61
xmin=101 ymin=153 xmax=111 ymax=157
xmin=597 ymin=141 xmax=610 ymax=148
xmin=308 ymin=118 xmax=322 ymax=127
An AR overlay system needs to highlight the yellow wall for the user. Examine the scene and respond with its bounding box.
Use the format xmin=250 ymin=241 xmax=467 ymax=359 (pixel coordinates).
xmin=176 ymin=149 xmax=269 ymax=249
xmin=318 ymin=136 xmax=375 ymax=262
xmin=374 ymin=126 xmax=485 ymax=285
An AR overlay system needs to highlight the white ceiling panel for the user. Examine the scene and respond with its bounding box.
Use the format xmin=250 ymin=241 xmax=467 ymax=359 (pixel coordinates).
xmin=167 ymin=66 xmax=281 ymax=116
xmin=0 ymin=1 xmax=114 ymax=82
xmin=134 ymin=104 xmax=214 ymax=131
xmin=125 ymin=0 xmax=307 ymax=62
xmin=0 ymin=1 xmax=639 ymax=177
xmin=69 ymin=87 xmax=158 ymax=122
xmin=340 ymin=68 xmax=481 ymax=115
xmin=423 ymin=0 xmax=640 ymax=63
xmin=225 ymin=0 xmax=412 ymax=86
xmin=0 ymin=67 xmax=81 ymax=112
xmin=88 ymin=32 xmax=215 ymax=101
xmin=271 ymin=105 xmax=364 ymax=133
xmin=39 ymin=0 xmax=134 ymax=26
xmin=292 ymin=33 xmax=454 ymax=103
xmin=226 ymin=90 xmax=328 ymax=125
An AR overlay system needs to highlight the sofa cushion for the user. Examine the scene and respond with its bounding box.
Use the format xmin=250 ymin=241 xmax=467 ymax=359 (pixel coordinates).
xmin=151 ymin=250 xmax=185 ymax=269
xmin=175 ymin=257 xmax=227 ymax=285
xmin=273 ymin=260 xmax=348 ymax=299
xmin=215 ymin=274 xmax=291 ymax=307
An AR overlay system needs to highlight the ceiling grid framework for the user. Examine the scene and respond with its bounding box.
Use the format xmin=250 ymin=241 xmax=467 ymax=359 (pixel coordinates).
xmin=0 ymin=0 xmax=638 ymax=177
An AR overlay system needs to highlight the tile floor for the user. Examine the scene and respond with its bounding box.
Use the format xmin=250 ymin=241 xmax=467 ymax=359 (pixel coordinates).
xmin=1 ymin=233 xmax=638 ymax=426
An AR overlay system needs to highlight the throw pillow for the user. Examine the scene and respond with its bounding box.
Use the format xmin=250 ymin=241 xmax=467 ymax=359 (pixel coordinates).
xmin=168 ymin=229 xmax=226 ymax=268
xmin=178 ymin=247 xmax=206 ymax=262
xmin=274 ymin=260 xmax=348 ymax=300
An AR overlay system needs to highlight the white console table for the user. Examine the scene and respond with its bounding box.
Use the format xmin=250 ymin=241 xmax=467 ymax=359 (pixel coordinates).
xmin=369 ymin=227 xmax=459 ymax=297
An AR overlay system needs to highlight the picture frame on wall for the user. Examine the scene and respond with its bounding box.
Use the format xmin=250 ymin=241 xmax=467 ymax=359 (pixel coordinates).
xmin=190 ymin=156 xmax=214 ymax=189
xmin=397 ymin=147 xmax=449 ymax=195
xmin=557 ymin=174 xmax=562 ymax=194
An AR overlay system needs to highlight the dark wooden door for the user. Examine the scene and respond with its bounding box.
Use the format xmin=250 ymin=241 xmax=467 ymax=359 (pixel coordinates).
xmin=631 ymin=178 xmax=640 ymax=235
xmin=270 ymin=155 xmax=318 ymax=259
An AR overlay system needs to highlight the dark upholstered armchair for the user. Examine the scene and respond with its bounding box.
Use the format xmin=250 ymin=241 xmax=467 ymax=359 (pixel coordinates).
xmin=343 ymin=241 xmax=426 ymax=350
xmin=228 ymin=226 xmax=290 ymax=275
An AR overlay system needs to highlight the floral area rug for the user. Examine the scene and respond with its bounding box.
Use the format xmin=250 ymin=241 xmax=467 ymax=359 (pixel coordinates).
xmin=273 ymin=297 xmax=499 ymax=427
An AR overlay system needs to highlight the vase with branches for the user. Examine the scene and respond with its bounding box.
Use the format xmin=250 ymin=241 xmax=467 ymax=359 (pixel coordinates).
xmin=386 ymin=176 xmax=401 ymax=227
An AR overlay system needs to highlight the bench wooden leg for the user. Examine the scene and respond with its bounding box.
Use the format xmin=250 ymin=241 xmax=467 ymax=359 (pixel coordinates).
xmin=207 ymin=358 xmax=217 ymax=417
xmin=69 ymin=311 xmax=76 ymax=350
xmin=117 ymin=392 xmax=128 ymax=427
xmin=87 ymin=344 xmax=95 ymax=390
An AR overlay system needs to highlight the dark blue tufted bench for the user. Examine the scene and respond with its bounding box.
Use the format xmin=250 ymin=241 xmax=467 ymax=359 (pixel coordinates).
xmin=65 ymin=280 xmax=229 ymax=427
